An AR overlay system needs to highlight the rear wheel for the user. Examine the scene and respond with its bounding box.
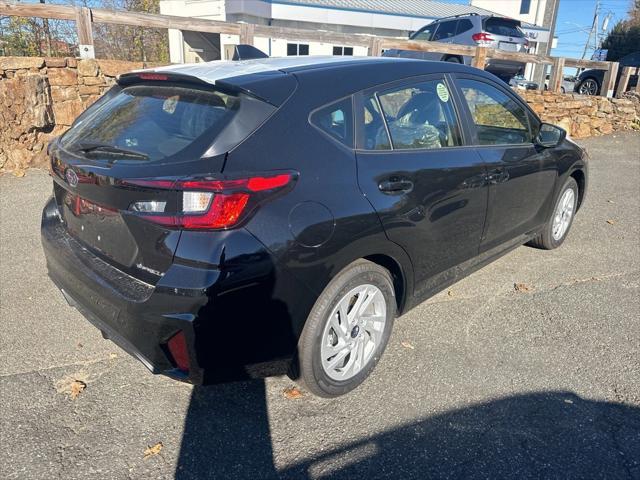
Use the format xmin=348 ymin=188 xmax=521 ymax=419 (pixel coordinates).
xmin=443 ymin=56 xmax=462 ymax=63
xmin=528 ymin=177 xmax=578 ymax=250
xmin=296 ymin=260 xmax=395 ymax=397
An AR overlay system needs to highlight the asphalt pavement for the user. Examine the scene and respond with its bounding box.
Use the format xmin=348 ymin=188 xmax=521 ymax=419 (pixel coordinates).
xmin=1 ymin=132 xmax=639 ymax=479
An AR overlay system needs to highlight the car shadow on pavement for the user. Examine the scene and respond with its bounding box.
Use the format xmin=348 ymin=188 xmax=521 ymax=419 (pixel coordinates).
xmin=279 ymin=391 xmax=640 ymax=479
xmin=175 ymin=380 xmax=278 ymax=479
xmin=176 ymin=389 xmax=640 ymax=479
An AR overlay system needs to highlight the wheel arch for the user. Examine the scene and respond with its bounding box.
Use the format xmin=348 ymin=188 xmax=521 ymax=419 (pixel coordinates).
xmin=363 ymin=253 xmax=409 ymax=315
xmin=570 ymin=168 xmax=586 ymax=210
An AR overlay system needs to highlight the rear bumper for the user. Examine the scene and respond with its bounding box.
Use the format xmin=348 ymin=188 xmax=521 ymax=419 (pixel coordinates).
xmin=486 ymin=59 xmax=525 ymax=77
xmin=42 ymin=197 xmax=205 ymax=383
xmin=41 ymin=196 xmax=306 ymax=384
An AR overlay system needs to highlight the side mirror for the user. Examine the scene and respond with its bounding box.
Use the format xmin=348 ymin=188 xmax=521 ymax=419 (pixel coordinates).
xmin=535 ymin=122 xmax=566 ymax=148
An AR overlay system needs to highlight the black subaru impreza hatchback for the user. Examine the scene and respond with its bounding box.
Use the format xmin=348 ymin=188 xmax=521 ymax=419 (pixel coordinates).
xmin=42 ymin=55 xmax=588 ymax=397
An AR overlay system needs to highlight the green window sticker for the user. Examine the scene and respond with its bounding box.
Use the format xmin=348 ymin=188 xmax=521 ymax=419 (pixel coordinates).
xmin=437 ymin=83 xmax=450 ymax=102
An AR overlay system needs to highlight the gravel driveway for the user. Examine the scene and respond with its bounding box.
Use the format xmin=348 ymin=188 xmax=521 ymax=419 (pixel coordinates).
xmin=1 ymin=132 xmax=639 ymax=479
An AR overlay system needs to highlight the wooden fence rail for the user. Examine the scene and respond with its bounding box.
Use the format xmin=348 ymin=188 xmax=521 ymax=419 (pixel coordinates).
xmin=1 ymin=1 xmax=634 ymax=98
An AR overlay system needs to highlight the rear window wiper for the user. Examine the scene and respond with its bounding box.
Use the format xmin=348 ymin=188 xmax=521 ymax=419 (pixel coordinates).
xmin=73 ymin=142 xmax=149 ymax=161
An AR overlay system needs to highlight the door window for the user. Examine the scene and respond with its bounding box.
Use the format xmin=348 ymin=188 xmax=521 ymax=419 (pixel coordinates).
xmin=363 ymin=79 xmax=462 ymax=150
xmin=432 ymin=21 xmax=459 ymax=41
xmin=310 ymin=97 xmax=354 ymax=147
xmin=458 ymin=79 xmax=534 ymax=145
xmin=411 ymin=24 xmax=436 ymax=41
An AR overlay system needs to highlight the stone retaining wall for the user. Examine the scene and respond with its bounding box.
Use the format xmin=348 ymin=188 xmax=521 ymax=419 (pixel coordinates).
xmin=1 ymin=56 xmax=639 ymax=174
xmin=0 ymin=56 xmax=158 ymax=173
xmin=519 ymin=89 xmax=640 ymax=138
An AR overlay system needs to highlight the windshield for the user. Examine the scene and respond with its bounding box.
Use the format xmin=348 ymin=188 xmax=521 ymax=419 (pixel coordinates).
xmin=61 ymin=85 xmax=240 ymax=162
xmin=484 ymin=18 xmax=525 ymax=38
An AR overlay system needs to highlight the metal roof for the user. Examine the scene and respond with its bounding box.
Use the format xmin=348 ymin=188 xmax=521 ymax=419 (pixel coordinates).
xmin=271 ymin=0 xmax=495 ymax=19
xmin=269 ymin=0 xmax=547 ymax=29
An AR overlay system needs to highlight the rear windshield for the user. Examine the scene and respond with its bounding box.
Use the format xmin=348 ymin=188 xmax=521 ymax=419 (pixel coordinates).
xmin=60 ymin=85 xmax=240 ymax=162
xmin=484 ymin=18 xmax=524 ymax=37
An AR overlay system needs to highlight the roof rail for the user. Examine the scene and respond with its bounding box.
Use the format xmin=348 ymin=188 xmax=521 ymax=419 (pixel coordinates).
xmin=432 ymin=12 xmax=480 ymax=22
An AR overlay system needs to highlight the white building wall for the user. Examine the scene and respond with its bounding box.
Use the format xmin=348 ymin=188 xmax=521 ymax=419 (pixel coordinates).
xmin=470 ymin=0 xmax=547 ymax=26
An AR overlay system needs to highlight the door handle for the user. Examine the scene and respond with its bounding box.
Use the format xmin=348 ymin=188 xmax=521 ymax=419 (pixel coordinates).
xmin=378 ymin=178 xmax=414 ymax=193
xmin=486 ymin=168 xmax=509 ymax=185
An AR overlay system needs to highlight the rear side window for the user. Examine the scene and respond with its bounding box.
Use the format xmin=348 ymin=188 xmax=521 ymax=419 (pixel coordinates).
xmin=432 ymin=21 xmax=459 ymax=41
xmin=366 ymin=79 xmax=462 ymax=150
xmin=484 ymin=18 xmax=524 ymax=37
xmin=310 ymin=97 xmax=354 ymax=147
xmin=61 ymin=85 xmax=242 ymax=162
xmin=456 ymin=19 xmax=474 ymax=35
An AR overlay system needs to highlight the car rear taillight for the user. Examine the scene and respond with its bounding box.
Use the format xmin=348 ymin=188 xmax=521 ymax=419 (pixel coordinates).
xmin=123 ymin=173 xmax=295 ymax=230
xmin=472 ymin=32 xmax=494 ymax=44
xmin=167 ymin=331 xmax=190 ymax=372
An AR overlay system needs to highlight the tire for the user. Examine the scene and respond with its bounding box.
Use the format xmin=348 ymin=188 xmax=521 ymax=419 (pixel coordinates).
xmin=528 ymin=177 xmax=578 ymax=250
xmin=578 ymin=77 xmax=600 ymax=96
xmin=444 ymin=56 xmax=461 ymax=63
xmin=296 ymin=259 xmax=396 ymax=397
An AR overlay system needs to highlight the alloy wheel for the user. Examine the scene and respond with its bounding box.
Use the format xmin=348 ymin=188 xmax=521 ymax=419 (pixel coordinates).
xmin=552 ymin=188 xmax=576 ymax=241
xmin=320 ymin=284 xmax=387 ymax=381
xmin=578 ymin=79 xmax=599 ymax=95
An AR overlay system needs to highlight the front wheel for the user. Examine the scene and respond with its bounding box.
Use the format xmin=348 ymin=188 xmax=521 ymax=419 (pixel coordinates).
xmin=578 ymin=78 xmax=600 ymax=95
xmin=528 ymin=177 xmax=578 ymax=250
xmin=296 ymin=260 xmax=396 ymax=397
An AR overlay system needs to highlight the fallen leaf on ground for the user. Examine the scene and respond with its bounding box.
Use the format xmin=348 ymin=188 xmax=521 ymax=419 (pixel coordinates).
xmin=55 ymin=372 xmax=89 ymax=400
xmin=69 ymin=380 xmax=86 ymax=399
xmin=13 ymin=170 xmax=25 ymax=177
xmin=109 ymin=352 xmax=118 ymax=359
xmin=447 ymin=290 xmax=453 ymax=297
xmin=401 ymin=341 xmax=415 ymax=350
xmin=607 ymin=200 xmax=615 ymax=204
xmin=143 ymin=442 xmax=163 ymax=459
xmin=514 ymin=282 xmax=532 ymax=293
xmin=283 ymin=386 xmax=304 ymax=399
xmin=606 ymin=219 xmax=615 ymax=225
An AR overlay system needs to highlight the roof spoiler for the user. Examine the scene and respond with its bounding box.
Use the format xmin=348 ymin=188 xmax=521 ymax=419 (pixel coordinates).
xmin=232 ymin=44 xmax=269 ymax=61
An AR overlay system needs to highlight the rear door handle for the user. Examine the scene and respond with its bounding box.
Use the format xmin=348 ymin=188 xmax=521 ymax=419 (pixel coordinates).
xmin=378 ymin=178 xmax=414 ymax=193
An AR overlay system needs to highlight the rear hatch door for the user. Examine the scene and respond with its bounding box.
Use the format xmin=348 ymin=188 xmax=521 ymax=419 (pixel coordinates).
xmin=50 ymin=80 xmax=271 ymax=283
xmin=484 ymin=17 xmax=527 ymax=52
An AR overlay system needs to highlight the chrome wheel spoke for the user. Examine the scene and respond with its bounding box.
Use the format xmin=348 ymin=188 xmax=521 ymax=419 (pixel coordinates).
xmin=330 ymin=311 xmax=348 ymax=341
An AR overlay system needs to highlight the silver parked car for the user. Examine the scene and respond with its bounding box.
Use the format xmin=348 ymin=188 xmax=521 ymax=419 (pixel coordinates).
xmin=383 ymin=13 xmax=529 ymax=82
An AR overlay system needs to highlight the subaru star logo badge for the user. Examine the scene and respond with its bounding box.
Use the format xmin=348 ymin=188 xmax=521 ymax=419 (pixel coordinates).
xmin=65 ymin=169 xmax=79 ymax=188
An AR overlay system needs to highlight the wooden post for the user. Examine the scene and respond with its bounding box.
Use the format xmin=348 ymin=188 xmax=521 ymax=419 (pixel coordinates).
xmin=472 ymin=46 xmax=487 ymax=70
xmin=636 ymin=68 xmax=640 ymax=93
xmin=549 ymin=56 xmax=565 ymax=93
xmin=75 ymin=6 xmax=94 ymax=58
xmin=368 ymin=37 xmax=383 ymax=57
xmin=615 ymin=66 xmax=632 ymax=97
xmin=239 ymin=23 xmax=254 ymax=45
xmin=600 ymin=61 xmax=619 ymax=98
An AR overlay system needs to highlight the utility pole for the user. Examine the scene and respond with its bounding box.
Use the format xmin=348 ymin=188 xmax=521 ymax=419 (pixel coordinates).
xmin=581 ymin=1 xmax=599 ymax=60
